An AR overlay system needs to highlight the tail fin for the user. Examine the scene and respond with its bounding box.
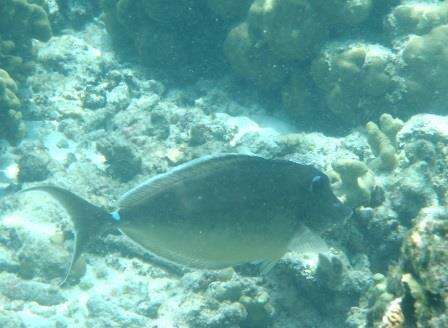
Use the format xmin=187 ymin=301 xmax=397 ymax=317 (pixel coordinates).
xmin=21 ymin=186 xmax=111 ymax=286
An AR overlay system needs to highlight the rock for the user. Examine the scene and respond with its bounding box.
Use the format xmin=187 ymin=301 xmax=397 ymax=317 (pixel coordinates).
xmin=0 ymin=309 xmax=24 ymax=328
xmin=0 ymin=247 xmax=19 ymax=273
xmin=97 ymin=137 xmax=142 ymax=182
xmin=86 ymin=295 xmax=148 ymax=327
xmin=0 ymin=273 xmax=66 ymax=306
xmin=17 ymin=154 xmax=50 ymax=183
xmin=15 ymin=229 xmax=68 ymax=281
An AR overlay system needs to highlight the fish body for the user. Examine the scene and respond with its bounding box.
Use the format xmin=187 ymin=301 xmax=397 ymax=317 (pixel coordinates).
xmin=22 ymin=154 xmax=351 ymax=284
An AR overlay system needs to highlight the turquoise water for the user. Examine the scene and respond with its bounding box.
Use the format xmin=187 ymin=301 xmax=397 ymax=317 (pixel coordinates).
xmin=0 ymin=1 xmax=447 ymax=327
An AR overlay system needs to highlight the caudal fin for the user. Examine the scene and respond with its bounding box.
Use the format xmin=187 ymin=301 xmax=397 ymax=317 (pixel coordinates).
xmin=21 ymin=186 xmax=110 ymax=286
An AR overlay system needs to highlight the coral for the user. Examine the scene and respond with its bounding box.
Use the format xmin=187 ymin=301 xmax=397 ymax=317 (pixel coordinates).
xmin=380 ymin=297 xmax=404 ymax=328
xmin=0 ymin=0 xmax=52 ymax=144
xmin=280 ymin=72 xmax=315 ymax=118
xmin=389 ymin=161 xmax=438 ymax=223
xmin=311 ymin=43 xmax=401 ymax=124
xmin=351 ymin=206 xmax=448 ymax=327
xmin=331 ymin=158 xmax=375 ymax=208
xmin=205 ymin=0 xmax=252 ymax=21
xmin=365 ymin=114 xmax=403 ymax=171
xmin=400 ymin=207 xmax=448 ymax=324
xmin=101 ymin=0 xmax=231 ymax=81
xmin=365 ymin=121 xmax=396 ymax=170
xmin=54 ymin=0 xmax=101 ymax=30
xmin=274 ymin=249 xmax=373 ymax=327
xmin=399 ymin=24 xmax=448 ymax=110
xmin=181 ymin=270 xmax=275 ymax=327
xmin=97 ymin=0 xmax=448 ymax=131
xmin=0 ymin=0 xmax=52 ymax=77
xmin=0 ymin=68 xmax=24 ymax=144
xmin=386 ymin=1 xmax=448 ymax=37
xmin=223 ymin=22 xmax=288 ymax=89
xmin=347 ymin=273 xmax=404 ymax=328
xmin=313 ymin=0 xmax=373 ymax=26
xmin=247 ymin=0 xmax=328 ymax=62
xmin=378 ymin=113 xmax=404 ymax=143
xmin=345 ymin=114 xmax=448 ymax=272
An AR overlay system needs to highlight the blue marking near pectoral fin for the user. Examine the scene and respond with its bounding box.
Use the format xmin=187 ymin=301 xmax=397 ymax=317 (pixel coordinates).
xmin=110 ymin=211 xmax=121 ymax=222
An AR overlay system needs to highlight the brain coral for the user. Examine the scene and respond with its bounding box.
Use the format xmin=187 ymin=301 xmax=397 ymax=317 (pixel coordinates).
xmin=0 ymin=0 xmax=52 ymax=144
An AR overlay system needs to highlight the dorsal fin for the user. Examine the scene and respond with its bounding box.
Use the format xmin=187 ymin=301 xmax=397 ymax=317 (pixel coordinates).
xmin=117 ymin=153 xmax=263 ymax=208
xmin=21 ymin=186 xmax=110 ymax=286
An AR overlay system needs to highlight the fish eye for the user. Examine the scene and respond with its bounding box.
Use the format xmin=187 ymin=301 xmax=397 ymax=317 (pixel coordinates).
xmin=310 ymin=175 xmax=327 ymax=192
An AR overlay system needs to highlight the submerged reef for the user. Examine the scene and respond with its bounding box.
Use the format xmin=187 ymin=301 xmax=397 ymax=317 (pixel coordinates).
xmin=348 ymin=207 xmax=448 ymax=327
xmin=333 ymin=113 xmax=446 ymax=272
xmin=99 ymin=0 xmax=448 ymax=131
xmin=0 ymin=0 xmax=52 ymax=144
xmin=1 ymin=1 xmax=448 ymax=327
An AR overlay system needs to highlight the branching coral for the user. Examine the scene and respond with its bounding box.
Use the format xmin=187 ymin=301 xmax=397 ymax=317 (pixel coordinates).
xmin=366 ymin=114 xmax=403 ymax=171
xmin=331 ymin=158 xmax=375 ymax=208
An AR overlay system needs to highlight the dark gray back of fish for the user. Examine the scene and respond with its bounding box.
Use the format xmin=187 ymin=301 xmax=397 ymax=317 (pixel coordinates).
xmin=121 ymin=156 xmax=310 ymax=218
xmin=116 ymin=154 xmax=347 ymax=268
xmin=21 ymin=154 xmax=350 ymax=283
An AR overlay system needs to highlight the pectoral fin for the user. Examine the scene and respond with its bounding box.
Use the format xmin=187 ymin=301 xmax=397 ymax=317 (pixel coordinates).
xmin=287 ymin=225 xmax=329 ymax=255
xmin=259 ymin=260 xmax=278 ymax=275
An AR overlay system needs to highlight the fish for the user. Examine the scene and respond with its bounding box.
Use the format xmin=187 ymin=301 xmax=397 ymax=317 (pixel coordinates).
xmin=21 ymin=153 xmax=352 ymax=285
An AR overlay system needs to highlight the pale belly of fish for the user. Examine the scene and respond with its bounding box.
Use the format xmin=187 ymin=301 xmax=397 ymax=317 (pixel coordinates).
xmin=119 ymin=206 xmax=298 ymax=269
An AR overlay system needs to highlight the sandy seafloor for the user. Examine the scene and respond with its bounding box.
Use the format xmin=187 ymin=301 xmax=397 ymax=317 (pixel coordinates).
xmin=1 ymin=8 xmax=448 ymax=328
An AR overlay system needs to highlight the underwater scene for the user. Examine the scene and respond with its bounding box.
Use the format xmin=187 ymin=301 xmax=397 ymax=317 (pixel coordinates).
xmin=1 ymin=0 xmax=448 ymax=327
